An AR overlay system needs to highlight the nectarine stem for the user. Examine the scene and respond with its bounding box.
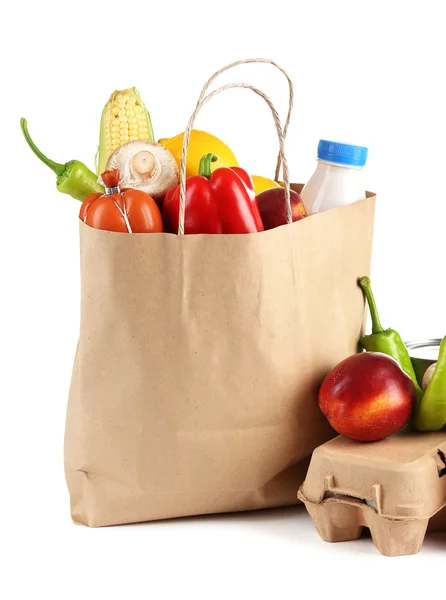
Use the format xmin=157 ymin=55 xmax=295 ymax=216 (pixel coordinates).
xmin=359 ymin=276 xmax=384 ymax=334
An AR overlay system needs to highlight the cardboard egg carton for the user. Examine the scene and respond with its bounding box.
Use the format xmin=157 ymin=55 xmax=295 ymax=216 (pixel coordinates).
xmin=298 ymin=432 xmax=446 ymax=556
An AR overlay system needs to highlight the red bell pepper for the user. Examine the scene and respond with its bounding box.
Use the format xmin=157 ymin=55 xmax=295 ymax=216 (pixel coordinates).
xmin=163 ymin=154 xmax=264 ymax=234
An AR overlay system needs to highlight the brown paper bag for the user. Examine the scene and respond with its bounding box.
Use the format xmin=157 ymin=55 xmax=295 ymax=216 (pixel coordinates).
xmin=64 ymin=61 xmax=376 ymax=527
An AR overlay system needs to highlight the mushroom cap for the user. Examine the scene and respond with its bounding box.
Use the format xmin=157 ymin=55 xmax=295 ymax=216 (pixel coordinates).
xmin=106 ymin=140 xmax=178 ymax=199
xmin=422 ymin=362 xmax=437 ymax=391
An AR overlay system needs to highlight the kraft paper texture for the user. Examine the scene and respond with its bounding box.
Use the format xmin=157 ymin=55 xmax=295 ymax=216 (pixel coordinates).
xmin=65 ymin=190 xmax=376 ymax=527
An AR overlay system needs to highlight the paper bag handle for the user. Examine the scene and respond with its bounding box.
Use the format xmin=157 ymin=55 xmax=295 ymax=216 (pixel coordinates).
xmin=192 ymin=58 xmax=294 ymax=181
xmin=178 ymin=84 xmax=291 ymax=235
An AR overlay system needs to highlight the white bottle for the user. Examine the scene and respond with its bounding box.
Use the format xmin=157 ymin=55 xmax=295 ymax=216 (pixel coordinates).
xmin=301 ymin=140 xmax=368 ymax=215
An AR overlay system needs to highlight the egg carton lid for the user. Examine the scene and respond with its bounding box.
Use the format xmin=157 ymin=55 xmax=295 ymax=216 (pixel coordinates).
xmin=299 ymin=432 xmax=446 ymax=521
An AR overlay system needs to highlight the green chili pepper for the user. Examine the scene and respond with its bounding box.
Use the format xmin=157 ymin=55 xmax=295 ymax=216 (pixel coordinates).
xmin=20 ymin=118 xmax=104 ymax=201
xmin=413 ymin=336 xmax=446 ymax=431
xmin=359 ymin=276 xmax=423 ymax=405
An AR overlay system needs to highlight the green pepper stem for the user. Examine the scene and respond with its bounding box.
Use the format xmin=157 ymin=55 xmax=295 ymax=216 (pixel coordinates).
xmin=20 ymin=118 xmax=66 ymax=177
xmin=198 ymin=153 xmax=218 ymax=179
xmin=359 ymin=276 xmax=384 ymax=334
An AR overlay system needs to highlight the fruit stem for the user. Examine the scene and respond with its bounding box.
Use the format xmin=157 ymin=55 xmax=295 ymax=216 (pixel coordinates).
xmin=198 ymin=153 xmax=218 ymax=179
xmin=359 ymin=276 xmax=384 ymax=334
xmin=20 ymin=118 xmax=66 ymax=177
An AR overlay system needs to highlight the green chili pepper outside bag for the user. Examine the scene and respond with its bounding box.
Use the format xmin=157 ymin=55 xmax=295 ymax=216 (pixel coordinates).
xmin=413 ymin=336 xmax=446 ymax=431
xmin=20 ymin=118 xmax=103 ymax=201
xmin=359 ymin=276 xmax=423 ymax=406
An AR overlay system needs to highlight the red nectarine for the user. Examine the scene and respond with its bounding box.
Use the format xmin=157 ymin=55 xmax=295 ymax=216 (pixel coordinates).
xmin=318 ymin=352 xmax=417 ymax=442
xmin=256 ymin=188 xmax=307 ymax=230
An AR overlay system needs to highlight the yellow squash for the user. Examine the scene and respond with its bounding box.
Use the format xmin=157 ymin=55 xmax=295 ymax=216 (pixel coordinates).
xmin=158 ymin=130 xmax=238 ymax=178
xmin=251 ymin=175 xmax=281 ymax=195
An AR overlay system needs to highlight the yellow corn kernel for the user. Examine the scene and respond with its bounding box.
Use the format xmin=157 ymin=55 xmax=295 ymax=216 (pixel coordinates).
xmin=98 ymin=89 xmax=155 ymax=173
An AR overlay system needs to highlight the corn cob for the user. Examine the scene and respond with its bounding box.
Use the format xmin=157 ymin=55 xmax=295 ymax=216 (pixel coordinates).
xmin=97 ymin=87 xmax=154 ymax=175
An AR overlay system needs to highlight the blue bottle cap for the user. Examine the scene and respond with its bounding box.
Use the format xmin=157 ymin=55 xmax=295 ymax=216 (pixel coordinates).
xmin=317 ymin=140 xmax=368 ymax=167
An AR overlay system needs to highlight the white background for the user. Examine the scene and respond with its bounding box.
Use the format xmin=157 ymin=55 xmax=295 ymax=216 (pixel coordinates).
xmin=2 ymin=0 xmax=445 ymax=598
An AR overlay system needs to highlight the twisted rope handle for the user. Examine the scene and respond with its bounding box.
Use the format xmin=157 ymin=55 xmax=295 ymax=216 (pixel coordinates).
xmin=178 ymin=83 xmax=291 ymax=235
xmin=192 ymin=58 xmax=294 ymax=181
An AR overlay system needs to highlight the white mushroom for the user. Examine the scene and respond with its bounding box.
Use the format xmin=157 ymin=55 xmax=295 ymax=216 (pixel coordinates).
xmin=422 ymin=363 xmax=437 ymax=391
xmin=105 ymin=140 xmax=178 ymax=199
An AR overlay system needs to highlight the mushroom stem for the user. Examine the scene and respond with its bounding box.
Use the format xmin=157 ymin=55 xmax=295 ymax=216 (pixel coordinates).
xmin=132 ymin=151 xmax=156 ymax=177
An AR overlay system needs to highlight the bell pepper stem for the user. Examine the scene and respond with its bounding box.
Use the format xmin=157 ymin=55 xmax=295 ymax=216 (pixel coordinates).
xmin=359 ymin=276 xmax=384 ymax=334
xmin=20 ymin=118 xmax=66 ymax=178
xmin=198 ymin=153 xmax=218 ymax=179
